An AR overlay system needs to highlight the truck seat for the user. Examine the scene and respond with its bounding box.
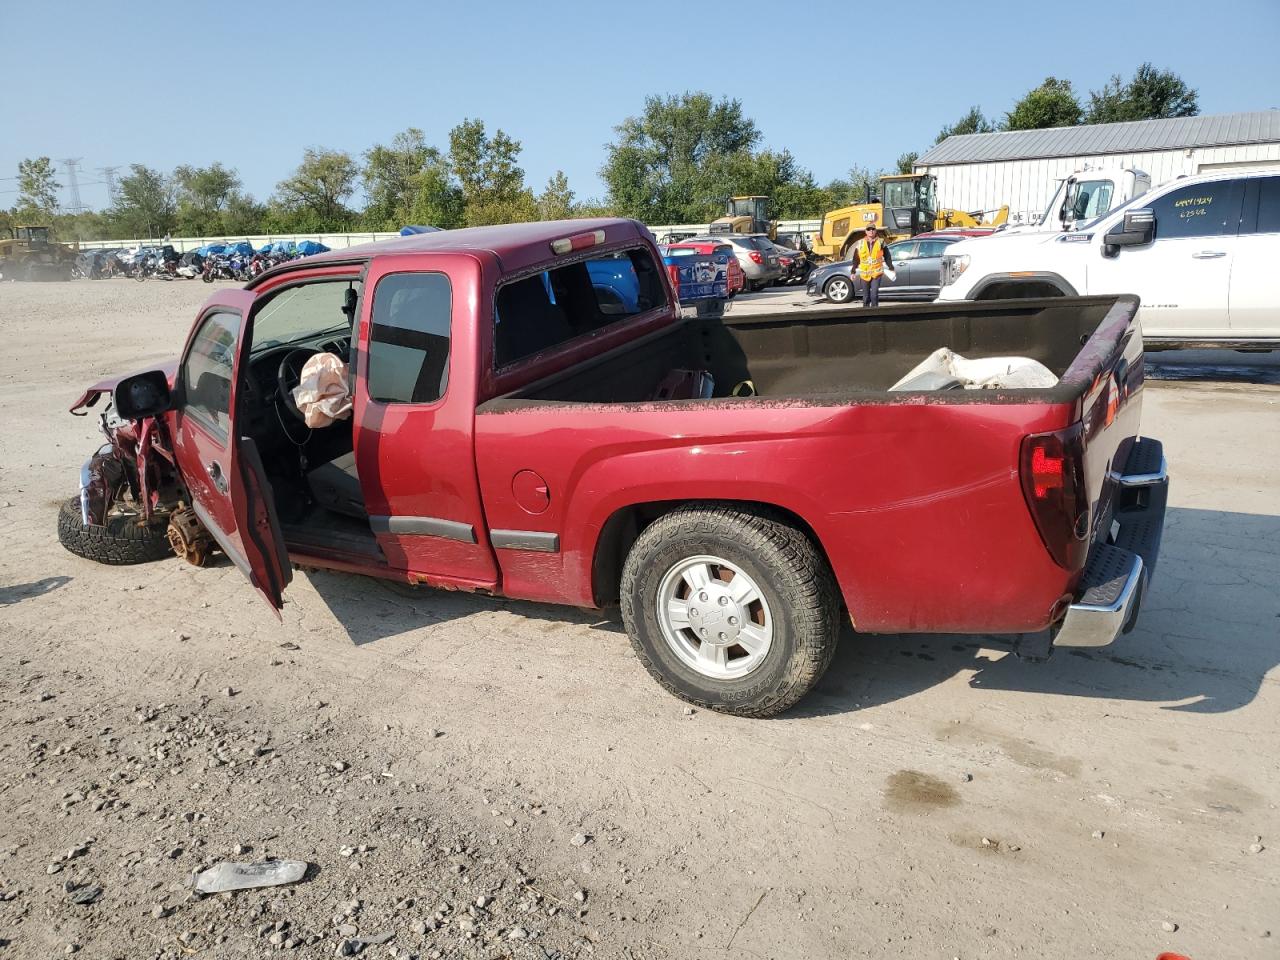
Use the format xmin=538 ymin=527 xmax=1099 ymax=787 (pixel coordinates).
xmin=307 ymin=452 xmax=366 ymax=520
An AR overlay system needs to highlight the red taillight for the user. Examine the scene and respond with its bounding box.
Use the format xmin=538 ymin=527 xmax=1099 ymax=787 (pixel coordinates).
xmin=1030 ymin=444 xmax=1064 ymax=498
xmin=666 ymin=263 xmax=681 ymax=299
xmin=1020 ymin=425 xmax=1090 ymax=569
xmin=749 ymin=251 xmax=763 ymax=264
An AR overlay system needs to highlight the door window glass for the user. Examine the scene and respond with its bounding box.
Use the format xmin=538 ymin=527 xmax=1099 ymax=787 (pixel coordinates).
xmin=181 ymin=311 xmax=240 ymax=441
xmin=914 ymin=240 xmax=952 ymax=258
xmin=368 ymin=273 xmax=452 ymax=404
xmin=888 ymin=241 xmax=915 ymax=261
xmin=1254 ymin=177 xmax=1280 ymax=234
xmin=1148 ymin=181 xmax=1237 ymax=240
xmin=1070 ymin=180 xmax=1115 ymax=220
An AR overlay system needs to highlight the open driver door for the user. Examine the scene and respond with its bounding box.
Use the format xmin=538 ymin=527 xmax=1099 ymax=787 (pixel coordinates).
xmin=115 ymin=287 xmax=292 ymax=614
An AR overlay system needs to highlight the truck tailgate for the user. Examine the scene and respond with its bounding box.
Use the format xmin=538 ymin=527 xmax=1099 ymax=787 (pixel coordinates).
xmin=1044 ymin=296 xmax=1169 ymax=645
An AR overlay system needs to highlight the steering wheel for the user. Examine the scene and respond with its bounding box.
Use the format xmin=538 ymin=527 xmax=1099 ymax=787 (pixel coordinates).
xmin=276 ymin=347 xmax=321 ymax=421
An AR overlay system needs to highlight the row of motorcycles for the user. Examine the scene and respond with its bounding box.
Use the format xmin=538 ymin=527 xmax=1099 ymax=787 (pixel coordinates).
xmin=73 ymin=240 xmax=331 ymax=282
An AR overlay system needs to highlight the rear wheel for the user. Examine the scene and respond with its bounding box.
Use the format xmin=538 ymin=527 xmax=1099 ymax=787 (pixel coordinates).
xmin=824 ymin=275 xmax=853 ymax=303
xmin=620 ymin=505 xmax=840 ymax=717
xmin=56 ymin=497 xmax=173 ymax=565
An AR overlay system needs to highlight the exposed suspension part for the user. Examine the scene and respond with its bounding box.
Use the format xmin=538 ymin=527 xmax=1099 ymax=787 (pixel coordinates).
xmin=167 ymin=504 xmax=214 ymax=567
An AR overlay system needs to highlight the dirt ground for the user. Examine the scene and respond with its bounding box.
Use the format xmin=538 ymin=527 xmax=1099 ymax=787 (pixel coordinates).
xmin=1 ymin=278 xmax=1277 ymax=960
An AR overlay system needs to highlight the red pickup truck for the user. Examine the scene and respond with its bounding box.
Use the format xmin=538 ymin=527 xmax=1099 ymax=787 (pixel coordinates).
xmin=62 ymin=218 xmax=1168 ymax=717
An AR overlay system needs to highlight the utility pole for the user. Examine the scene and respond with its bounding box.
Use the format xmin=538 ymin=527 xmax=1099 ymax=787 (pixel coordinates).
xmin=98 ymin=166 xmax=120 ymax=206
xmin=60 ymin=158 xmax=85 ymax=214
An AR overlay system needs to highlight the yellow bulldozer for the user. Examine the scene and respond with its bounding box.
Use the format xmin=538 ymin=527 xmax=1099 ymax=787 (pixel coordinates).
xmin=811 ymin=174 xmax=1008 ymax=261
xmin=0 ymin=225 xmax=79 ymax=281
xmin=709 ymin=196 xmax=777 ymax=239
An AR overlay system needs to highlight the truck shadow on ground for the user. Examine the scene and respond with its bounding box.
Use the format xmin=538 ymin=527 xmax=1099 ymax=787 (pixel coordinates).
xmin=803 ymin=506 xmax=1280 ymax=717
xmin=302 ymin=571 xmax=619 ymax=646
xmin=0 ymin=576 xmax=72 ymax=605
xmin=302 ymin=506 xmax=1277 ymax=716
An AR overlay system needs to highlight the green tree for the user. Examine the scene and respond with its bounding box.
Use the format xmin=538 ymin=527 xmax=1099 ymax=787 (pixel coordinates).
xmin=896 ymin=151 xmax=919 ymax=174
xmin=1086 ymin=63 xmax=1199 ymax=124
xmin=1005 ymin=77 xmax=1082 ymax=131
xmin=847 ymin=164 xmax=887 ymax=203
xmin=601 ymin=92 xmax=761 ymax=223
xmin=173 ymin=163 xmax=242 ymax=235
xmin=935 ymin=106 xmax=995 ymax=143
xmin=16 ymin=157 xmax=61 ymax=217
xmin=405 ymin=160 xmax=466 ymax=229
xmin=221 ymin=193 xmax=267 ymax=235
xmin=108 ymin=164 xmax=177 ymax=238
xmin=447 ymin=119 xmax=537 ymax=226
xmin=362 ymin=128 xmax=441 ymax=229
xmin=275 ymin=148 xmax=358 ymax=229
xmin=51 ymin=210 xmax=111 ymax=242
xmin=537 ymin=171 xmax=575 ymax=221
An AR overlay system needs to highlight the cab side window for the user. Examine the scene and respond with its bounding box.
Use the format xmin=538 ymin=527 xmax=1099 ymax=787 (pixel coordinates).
xmin=1148 ymin=181 xmax=1238 ymax=240
xmin=181 ymin=310 xmax=239 ymax=441
xmin=367 ymin=273 xmax=452 ymax=404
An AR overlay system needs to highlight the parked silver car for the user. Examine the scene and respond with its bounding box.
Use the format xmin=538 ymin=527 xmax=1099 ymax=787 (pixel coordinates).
xmin=806 ymin=235 xmax=964 ymax=303
xmin=689 ymin=234 xmax=784 ymax=290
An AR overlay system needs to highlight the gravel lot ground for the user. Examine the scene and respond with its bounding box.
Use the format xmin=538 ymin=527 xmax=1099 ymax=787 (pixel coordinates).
xmin=1 ymin=278 xmax=1277 ymax=960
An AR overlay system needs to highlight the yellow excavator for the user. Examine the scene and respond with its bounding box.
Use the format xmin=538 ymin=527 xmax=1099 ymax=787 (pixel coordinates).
xmin=811 ymin=174 xmax=1008 ymax=262
xmin=709 ymin=196 xmax=777 ymax=240
xmin=0 ymin=225 xmax=79 ymax=281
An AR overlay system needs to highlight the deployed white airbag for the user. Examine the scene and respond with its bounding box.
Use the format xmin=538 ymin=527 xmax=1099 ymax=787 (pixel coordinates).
xmin=292 ymin=353 xmax=353 ymax=427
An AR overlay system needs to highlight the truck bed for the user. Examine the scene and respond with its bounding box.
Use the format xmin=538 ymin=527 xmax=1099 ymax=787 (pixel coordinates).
xmin=487 ymin=297 xmax=1134 ymax=406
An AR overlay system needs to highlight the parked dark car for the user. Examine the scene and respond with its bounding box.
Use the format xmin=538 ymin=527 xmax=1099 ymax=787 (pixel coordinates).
xmin=807 ymin=235 xmax=965 ymax=303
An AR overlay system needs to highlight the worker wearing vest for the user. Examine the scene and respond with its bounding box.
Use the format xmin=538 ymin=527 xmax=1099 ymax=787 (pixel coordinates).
xmin=851 ymin=223 xmax=894 ymax=307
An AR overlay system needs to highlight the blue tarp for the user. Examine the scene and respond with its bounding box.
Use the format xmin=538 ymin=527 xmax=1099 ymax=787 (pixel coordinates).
xmin=295 ymin=240 xmax=329 ymax=256
xmin=399 ymin=225 xmax=443 ymax=235
xmin=584 ymin=258 xmax=641 ymax=313
xmin=225 ymin=241 xmax=254 ymax=258
xmin=195 ymin=243 xmax=227 ymax=256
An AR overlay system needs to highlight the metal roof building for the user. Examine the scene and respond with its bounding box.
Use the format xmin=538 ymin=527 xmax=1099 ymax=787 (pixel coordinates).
xmin=915 ymin=110 xmax=1280 ymax=224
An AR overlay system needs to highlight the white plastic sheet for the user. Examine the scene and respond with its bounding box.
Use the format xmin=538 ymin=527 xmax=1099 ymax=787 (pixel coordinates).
xmin=291 ymin=353 xmax=352 ymax=427
xmin=890 ymin=347 xmax=1059 ymax=391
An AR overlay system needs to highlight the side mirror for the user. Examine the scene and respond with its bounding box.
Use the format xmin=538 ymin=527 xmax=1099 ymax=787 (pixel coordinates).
xmin=1107 ymin=208 xmax=1155 ymax=249
xmin=113 ymin=370 xmax=172 ymax=420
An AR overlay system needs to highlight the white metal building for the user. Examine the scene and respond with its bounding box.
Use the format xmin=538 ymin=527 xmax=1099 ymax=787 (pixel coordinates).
xmin=915 ymin=110 xmax=1280 ymax=225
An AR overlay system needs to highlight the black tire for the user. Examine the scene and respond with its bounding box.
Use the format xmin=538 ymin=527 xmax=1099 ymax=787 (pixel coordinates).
xmin=56 ymin=497 xmax=173 ymax=565
xmin=620 ymin=504 xmax=840 ymax=718
xmin=824 ymin=275 xmax=854 ymax=304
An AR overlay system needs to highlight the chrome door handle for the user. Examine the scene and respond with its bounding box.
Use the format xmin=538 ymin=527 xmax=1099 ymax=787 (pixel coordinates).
xmin=1191 ymin=251 xmax=1226 ymax=259
xmin=206 ymin=461 xmax=228 ymax=494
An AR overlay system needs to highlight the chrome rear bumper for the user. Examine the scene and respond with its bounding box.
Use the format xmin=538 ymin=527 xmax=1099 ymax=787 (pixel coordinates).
xmin=1054 ymin=438 xmax=1168 ymax=650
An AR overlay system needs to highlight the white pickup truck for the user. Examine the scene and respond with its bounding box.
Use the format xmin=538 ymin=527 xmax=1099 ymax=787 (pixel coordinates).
xmin=938 ymin=169 xmax=1279 ymax=349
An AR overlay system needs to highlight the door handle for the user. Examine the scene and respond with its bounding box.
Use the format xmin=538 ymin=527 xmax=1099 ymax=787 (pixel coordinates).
xmin=206 ymin=461 xmax=228 ymax=494
xmin=1191 ymin=251 xmax=1226 ymax=259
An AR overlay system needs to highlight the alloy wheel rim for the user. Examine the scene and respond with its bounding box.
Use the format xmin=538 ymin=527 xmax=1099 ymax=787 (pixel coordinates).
xmin=656 ymin=555 xmax=773 ymax=680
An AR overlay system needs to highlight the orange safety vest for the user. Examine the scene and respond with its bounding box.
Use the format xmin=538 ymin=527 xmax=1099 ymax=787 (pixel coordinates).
xmin=856 ymin=236 xmax=885 ymax=281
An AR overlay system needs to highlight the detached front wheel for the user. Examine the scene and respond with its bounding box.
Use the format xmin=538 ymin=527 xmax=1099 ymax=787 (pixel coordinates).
xmin=620 ymin=505 xmax=840 ymax=717
xmin=57 ymin=497 xmax=173 ymax=565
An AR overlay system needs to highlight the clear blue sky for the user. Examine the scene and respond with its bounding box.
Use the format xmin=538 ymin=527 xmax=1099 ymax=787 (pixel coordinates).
xmin=3 ymin=0 xmax=1278 ymax=212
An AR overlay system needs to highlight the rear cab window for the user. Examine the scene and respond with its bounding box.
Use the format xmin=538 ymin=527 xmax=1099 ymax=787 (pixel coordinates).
xmin=493 ymin=247 xmax=665 ymax=369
